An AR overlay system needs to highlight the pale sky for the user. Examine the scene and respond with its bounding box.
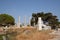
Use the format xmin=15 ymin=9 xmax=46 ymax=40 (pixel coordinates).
xmin=0 ymin=0 xmax=60 ymax=24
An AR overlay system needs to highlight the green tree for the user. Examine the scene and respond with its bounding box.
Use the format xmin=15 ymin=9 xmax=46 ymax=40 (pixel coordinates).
xmin=0 ymin=14 xmax=15 ymax=27
xmin=31 ymin=12 xmax=59 ymax=27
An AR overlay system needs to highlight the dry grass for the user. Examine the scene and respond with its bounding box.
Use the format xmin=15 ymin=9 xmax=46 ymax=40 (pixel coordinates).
xmin=13 ymin=27 xmax=54 ymax=40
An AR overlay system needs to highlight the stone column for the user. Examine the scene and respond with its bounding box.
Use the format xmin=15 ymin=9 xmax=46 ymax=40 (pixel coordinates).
xmin=38 ymin=17 xmax=42 ymax=30
xmin=24 ymin=16 xmax=27 ymax=27
xmin=17 ymin=16 xmax=20 ymax=28
xmin=29 ymin=16 xmax=31 ymax=26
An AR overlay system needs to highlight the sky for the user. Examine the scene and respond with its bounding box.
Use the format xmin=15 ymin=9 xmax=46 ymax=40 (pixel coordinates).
xmin=0 ymin=0 xmax=60 ymax=24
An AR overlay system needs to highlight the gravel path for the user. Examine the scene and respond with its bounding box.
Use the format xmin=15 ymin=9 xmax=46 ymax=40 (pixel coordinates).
xmin=49 ymin=29 xmax=60 ymax=40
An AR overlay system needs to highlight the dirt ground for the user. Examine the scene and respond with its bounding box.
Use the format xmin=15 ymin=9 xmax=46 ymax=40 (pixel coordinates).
xmin=0 ymin=27 xmax=55 ymax=40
